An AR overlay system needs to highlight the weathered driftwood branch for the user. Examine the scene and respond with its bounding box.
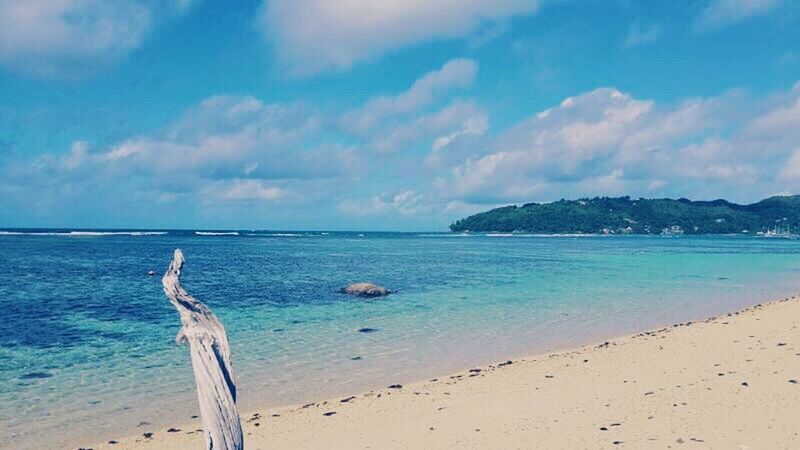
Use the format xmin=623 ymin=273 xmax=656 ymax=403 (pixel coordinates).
xmin=162 ymin=249 xmax=244 ymax=450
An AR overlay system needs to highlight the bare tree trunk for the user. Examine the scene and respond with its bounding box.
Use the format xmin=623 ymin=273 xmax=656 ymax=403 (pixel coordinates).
xmin=162 ymin=249 xmax=244 ymax=450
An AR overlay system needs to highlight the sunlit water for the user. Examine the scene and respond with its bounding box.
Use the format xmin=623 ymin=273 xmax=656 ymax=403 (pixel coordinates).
xmin=2 ymin=231 xmax=800 ymax=449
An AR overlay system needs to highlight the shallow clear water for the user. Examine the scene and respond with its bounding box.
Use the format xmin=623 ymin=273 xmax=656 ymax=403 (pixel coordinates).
xmin=2 ymin=231 xmax=800 ymax=449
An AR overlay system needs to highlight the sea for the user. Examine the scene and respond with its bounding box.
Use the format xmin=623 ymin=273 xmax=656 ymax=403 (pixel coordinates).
xmin=2 ymin=230 xmax=800 ymax=449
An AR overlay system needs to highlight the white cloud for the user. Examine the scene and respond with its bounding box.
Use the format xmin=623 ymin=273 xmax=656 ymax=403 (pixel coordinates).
xmin=436 ymin=83 xmax=800 ymax=204
xmin=215 ymin=179 xmax=285 ymax=201
xmin=648 ymin=179 xmax=667 ymax=191
xmin=487 ymin=88 xmax=655 ymax=177
xmin=339 ymin=190 xmax=425 ymax=216
xmin=0 ymin=0 xmax=193 ymax=77
xmin=259 ymin=0 xmax=540 ymax=75
xmin=364 ymin=100 xmax=487 ymax=154
xmin=14 ymin=94 xmax=360 ymax=211
xmin=431 ymin=115 xmax=488 ymax=153
xmin=673 ymin=138 xmax=758 ymax=182
xmin=340 ymin=58 xmax=487 ymax=155
xmin=101 ymin=95 xmax=355 ymax=181
xmin=616 ymin=96 xmax=727 ymax=165
xmin=466 ymin=20 xmax=510 ymax=48
xmin=342 ymin=58 xmax=478 ymax=133
xmin=624 ymin=20 xmax=662 ymax=47
xmin=696 ymin=0 xmax=782 ymax=30
xmin=62 ymin=141 xmax=90 ymax=170
xmin=426 ymin=114 xmax=489 ymax=168
xmin=745 ymin=86 xmax=800 ymax=138
xmin=779 ymin=149 xmax=800 ymax=181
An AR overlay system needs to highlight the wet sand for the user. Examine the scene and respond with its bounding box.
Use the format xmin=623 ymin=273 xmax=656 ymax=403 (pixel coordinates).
xmin=82 ymin=296 xmax=800 ymax=449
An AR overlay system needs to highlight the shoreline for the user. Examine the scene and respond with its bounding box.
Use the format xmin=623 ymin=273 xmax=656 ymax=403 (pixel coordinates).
xmin=78 ymin=294 xmax=800 ymax=449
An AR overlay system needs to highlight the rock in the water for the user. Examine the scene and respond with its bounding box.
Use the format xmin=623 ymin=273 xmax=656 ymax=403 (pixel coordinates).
xmin=19 ymin=372 xmax=52 ymax=380
xmin=340 ymin=283 xmax=390 ymax=297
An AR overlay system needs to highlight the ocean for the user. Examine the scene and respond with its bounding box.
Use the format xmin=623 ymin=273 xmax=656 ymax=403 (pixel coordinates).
xmin=2 ymin=230 xmax=800 ymax=448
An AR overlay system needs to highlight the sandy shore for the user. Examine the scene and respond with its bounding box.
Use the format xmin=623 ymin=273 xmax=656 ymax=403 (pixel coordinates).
xmin=81 ymin=296 xmax=800 ymax=449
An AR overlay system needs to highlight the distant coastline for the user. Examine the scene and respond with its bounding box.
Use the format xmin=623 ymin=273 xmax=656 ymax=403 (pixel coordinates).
xmin=450 ymin=195 xmax=800 ymax=235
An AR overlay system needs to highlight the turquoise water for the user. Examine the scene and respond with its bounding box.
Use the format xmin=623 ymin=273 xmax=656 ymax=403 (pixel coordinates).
xmin=2 ymin=231 xmax=800 ymax=449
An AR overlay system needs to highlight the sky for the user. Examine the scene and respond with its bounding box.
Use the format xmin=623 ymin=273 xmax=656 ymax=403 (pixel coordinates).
xmin=1 ymin=0 xmax=799 ymax=231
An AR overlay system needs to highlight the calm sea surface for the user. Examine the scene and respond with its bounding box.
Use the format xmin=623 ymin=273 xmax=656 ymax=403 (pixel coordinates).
xmin=2 ymin=230 xmax=800 ymax=448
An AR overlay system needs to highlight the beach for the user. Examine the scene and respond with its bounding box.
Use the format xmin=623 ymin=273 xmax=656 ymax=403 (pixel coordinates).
xmin=80 ymin=295 xmax=800 ymax=449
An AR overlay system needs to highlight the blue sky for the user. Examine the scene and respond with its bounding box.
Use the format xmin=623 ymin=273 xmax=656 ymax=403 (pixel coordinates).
xmin=1 ymin=0 xmax=799 ymax=230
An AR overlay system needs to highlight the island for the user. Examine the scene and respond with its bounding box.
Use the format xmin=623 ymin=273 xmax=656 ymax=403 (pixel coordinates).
xmin=449 ymin=195 xmax=800 ymax=235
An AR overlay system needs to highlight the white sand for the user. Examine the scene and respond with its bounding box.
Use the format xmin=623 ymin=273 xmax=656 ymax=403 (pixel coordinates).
xmin=83 ymin=296 xmax=800 ymax=449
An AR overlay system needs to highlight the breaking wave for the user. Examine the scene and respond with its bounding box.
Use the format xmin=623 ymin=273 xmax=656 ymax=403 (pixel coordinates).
xmin=0 ymin=231 xmax=168 ymax=236
xmin=194 ymin=231 xmax=240 ymax=236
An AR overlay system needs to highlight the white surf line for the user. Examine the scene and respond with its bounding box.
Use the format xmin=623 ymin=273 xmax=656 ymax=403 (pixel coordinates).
xmin=0 ymin=230 xmax=168 ymax=236
xmin=162 ymin=249 xmax=243 ymax=450
xmin=195 ymin=231 xmax=240 ymax=236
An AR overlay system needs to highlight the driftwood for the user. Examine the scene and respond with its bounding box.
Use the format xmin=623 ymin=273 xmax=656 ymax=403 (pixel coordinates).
xmin=162 ymin=249 xmax=244 ymax=450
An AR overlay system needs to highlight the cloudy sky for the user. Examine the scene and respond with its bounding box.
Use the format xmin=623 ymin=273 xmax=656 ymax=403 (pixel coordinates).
xmin=1 ymin=0 xmax=799 ymax=230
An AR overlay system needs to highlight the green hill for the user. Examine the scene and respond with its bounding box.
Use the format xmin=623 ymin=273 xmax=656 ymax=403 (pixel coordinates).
xmin=449 ymin=196 xmax=800 ymax=235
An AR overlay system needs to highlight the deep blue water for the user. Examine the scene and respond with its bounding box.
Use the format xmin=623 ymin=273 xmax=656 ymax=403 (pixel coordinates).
xmin=2 ymin=230 xmax=800 ymax=449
